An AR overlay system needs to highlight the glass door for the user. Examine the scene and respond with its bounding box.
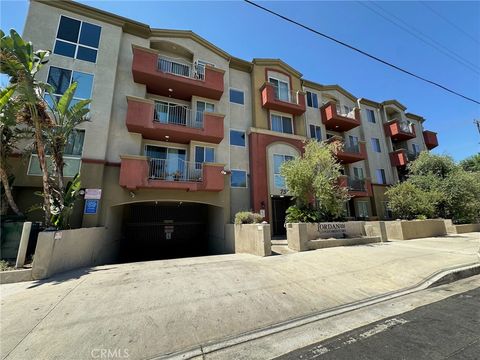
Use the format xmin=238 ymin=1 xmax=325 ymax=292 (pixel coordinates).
xmin=269 ymin=77 xmax=289 ymax=102
xmin=146 ymin=145 xmax=186 ymax=180
xmin=196 ymin=101 xmax=214 ymax=124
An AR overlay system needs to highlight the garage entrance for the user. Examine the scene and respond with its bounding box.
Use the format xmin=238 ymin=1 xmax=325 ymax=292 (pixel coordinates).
xmin=120 ymin=202 xmax=214 ymax=262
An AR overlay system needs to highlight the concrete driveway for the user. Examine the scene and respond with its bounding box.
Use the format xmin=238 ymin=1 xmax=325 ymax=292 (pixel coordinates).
xmin=1 ymin=233 xmax=479 ymax=360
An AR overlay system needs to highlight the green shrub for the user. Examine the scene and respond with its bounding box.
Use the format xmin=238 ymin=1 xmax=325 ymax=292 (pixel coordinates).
xmin=0 ymin=260 xmax=12 ymax=271
xmin=385 ymin=182 xmax=438 ymax=220
xmin=285 ymin=205 xmax=320 ymax=223
xmin=234 ymin=211 xmax=263 ymax=225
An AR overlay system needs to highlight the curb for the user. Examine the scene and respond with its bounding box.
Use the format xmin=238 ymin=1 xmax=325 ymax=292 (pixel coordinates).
xmin=152 ymin=262 xmax=480 ymax=360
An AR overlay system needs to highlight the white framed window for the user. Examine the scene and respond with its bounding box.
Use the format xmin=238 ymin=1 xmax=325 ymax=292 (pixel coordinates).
xmin=229 ymin=88 xmax=244 ymax=105
xmin=353 ymin=167 xmax=364 ymax=180
xmin=371 ymin=138 xmax=381 ymax=153
xmin=412 ymin=143 xmax=421 ymax=155
xmin=366 ymin=109 xmax=376 ymax=123
xmin=230 ymin=129 xmax=246 ymax=147
xmin=28 ymin=130 xmax=85 ymax=177
xmin=46 ymin=66 xmax=94 ymax=108
xmin=195 ymin=146 xmax=215 ymax=163
xmin=269 ymin=77 xmax=290 ymax=102
xmin=357 ymin=201 xmax=369 ymax=218
xmin=306 ymin=91 xmax=319 ymax=108
xmin=273 ymin=154 xmax=294 ymax=189
xmin=376 ymin=169 xmax=387 ymax=184
xmin=196 ymin=101 xmax=214 ymax=123
xmin=309 ymin=124 xmax=322 ymax=141
xmin=231 ymin=169 xmax=247 ymax=188
xmin=270 ymin=114 xmax=293 ymax=134
xmin=54 ymin=15 xmax=101 ymax=63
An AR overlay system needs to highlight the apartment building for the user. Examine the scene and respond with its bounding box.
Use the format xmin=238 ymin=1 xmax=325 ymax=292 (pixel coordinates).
xmin=11 ymin=0 xmax=438 ymax=258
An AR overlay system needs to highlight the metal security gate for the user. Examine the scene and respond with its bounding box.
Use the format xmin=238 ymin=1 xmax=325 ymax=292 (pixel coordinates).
xmin=121 ymin=202 xmax=209 ymax=262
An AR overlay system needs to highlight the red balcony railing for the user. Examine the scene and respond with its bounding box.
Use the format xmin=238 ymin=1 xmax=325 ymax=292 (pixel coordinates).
xmin=321 ymin=101 xmax=361 ymax=132
xmin=131 ymin=45 xmax=224 ymax=100
xmin=119 ymin=155 xmax=225 ymax=192
xmin=389 ymin=149 xmax=408 ymax=167
xmin=423 ymin=130 xmax=438 ymax=150
xmin=125 ymin=96 xmax=224 ymax=144
xmin=260 ymin=82 xmax=306 ymax=115
xmin=384 ymin=119 xmax=416 ymax=141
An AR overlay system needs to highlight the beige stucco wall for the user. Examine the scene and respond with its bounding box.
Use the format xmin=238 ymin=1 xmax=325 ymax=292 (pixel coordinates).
xmin=385 ymin=220 xmax=447 ymax=240
xmin=234 ymin=224 xmax=271 ymax=257
xmin=266 ymin=142 xmax=300 ymax=197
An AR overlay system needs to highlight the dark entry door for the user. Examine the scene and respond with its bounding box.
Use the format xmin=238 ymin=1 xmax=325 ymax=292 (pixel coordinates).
xmin=271 ymin=196 xmax=292 ymax=236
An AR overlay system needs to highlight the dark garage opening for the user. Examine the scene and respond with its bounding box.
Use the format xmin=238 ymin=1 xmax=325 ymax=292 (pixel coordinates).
xmin=120 ymin=202 xmax=211 ymax=262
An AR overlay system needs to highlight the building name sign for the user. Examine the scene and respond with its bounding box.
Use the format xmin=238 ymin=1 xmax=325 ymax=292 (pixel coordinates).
xmin=317 ymin=222 xmax=347 ymax=239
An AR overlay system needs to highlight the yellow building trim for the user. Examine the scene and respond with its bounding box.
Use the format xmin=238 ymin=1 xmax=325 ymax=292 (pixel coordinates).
xmin=382 ymin=99 xmax=407 ymax=111
xmin=405 ymin=112 xmax=425 ymax=122
xmin=253 ymin=59 xmax=303 ymax=78
xmin=248 ymin=127 xmax=307 ymax=141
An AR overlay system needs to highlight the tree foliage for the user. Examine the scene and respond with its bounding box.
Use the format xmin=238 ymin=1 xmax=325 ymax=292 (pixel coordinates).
xmin=385 ymin=182 xmax=438 ymax=220
xmin=280 ymin=140 xmax=349 ymax=222
xmin=460 ymin=153 xmax=480 ymax=172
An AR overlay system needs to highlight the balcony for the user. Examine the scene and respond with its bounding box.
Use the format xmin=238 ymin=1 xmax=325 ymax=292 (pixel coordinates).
xmin=423 ymin=130 xmax=438 ymax=150
xmin=389 ymin=149 xmax=408 ymax=167
xmin=384 ymin=119 xmax=416 ymax=141
xmin=119 ymin=155 xmax=225 ymax=192
xmin=131 ymin=45 xmax=225 ymax=100
xmin=260 ymin=82 xmax=306 ymax=115
xmin=329 ymin=138 xmax=367 ymax=164
xmin=338 ymin=176 xmax=372 ymax=197
xmin=125 ymin=96 xmax=224 ymax=144
xmin=321 ymin=101 xmax=360 ymax=132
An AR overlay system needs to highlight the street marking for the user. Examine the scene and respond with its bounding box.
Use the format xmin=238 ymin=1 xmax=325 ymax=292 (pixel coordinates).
xmin=358 ymin=317 xmax=408 ymax=339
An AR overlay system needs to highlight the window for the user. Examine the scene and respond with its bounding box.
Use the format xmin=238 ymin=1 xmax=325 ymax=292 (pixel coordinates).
xmin=357 ymin=201 xmax=369 ymax=218
xmin=343 ymin=105 xmax=353 ymax=114
xmin=46 ymin=66 xmax=94 ymax=107
xmin=230 ymin=130 xmax=246 ymax=147
xmin=309 ymin=125 xmax=322 ymax=141
xmin=376 ymin=169 xmax=387 ymax=184
xmin=348 ymin=135 xmax=359 ymax=151
xmin=306 ymin=91 xmax=318 ymax=108
xmin=271 ymin=114 xmax=293 ymax=134
xmin=229 ymin=89 xmax=244 ymax=104
xmin=196 ymin=101 xmax=214 ymax=123
xmin=269 ymin=77 xmax=289 ymax=101
xmin=366 ymin=109 xmax=376 ymax=123
xmin=28 ymin=130 xmax=85 ymax=177
xmin=273 ymin=154 xmax=294 ymax=189
xmin=371 ymin=138 xmax=381 ymax=153
xmin=195 ymin=146 xmax=215 ymax=163
xmin=353 ymin=167 xmax=364 ymax=179
xmin=412 ymin=143 xmax=421 ymax=155
xmin=231 ymin=170 xmax=247 ymax=188
xmin=54 ymin=16 xmax=101 ymax=63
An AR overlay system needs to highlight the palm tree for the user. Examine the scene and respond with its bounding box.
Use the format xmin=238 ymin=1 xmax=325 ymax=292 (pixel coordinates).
xmin=45 ymin=82 xmax=90 ymax=205
xmin=1 ymin=29 xmax=53 ymax=226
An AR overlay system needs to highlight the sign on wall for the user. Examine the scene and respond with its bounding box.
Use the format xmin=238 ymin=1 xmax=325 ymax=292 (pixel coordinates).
xmin=84 ymin=199 xmax=99 ymax=214
xmin=85 ymin=189 xmax=102 ymax=200
xmin=316 ymin=222 xmax=347 ymax=239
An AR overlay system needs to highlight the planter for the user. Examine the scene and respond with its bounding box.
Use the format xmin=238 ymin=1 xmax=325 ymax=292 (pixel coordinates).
xmin=384 ymin=219 xmax=447 ymax=240
xmin=234 ymin=224 xmax=271 ymax=257
xmin=444 ymin=220 xmax=480 ymax=234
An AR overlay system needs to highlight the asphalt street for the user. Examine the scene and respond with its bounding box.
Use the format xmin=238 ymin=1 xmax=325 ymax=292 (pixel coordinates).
xmin=277 ymin=287 xmax=480 ymax=360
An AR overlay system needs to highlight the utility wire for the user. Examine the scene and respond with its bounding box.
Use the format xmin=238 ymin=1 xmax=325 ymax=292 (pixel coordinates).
xmin=420 ymin=1 xmax=480 ymax=46
xmin=243 ymin=0 xmax=480 ymax=105
xmin=360 ymin=1 xmax=480 ymax=75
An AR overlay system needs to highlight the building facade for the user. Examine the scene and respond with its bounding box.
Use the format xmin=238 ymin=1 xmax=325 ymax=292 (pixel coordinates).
xmin=11 ymin=0 xmax=438 ymax=257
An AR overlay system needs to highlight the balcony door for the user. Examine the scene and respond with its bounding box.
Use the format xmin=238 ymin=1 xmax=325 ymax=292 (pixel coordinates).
xmin=154 ymin=101 xmax=189 ymax=126
xmin=145 ymin=145 xmax=186 ymax=180
xmin=269 ymin=77 xmax=289 ymax=102
xmin=196 ymin=101 xmax=214 ymax=124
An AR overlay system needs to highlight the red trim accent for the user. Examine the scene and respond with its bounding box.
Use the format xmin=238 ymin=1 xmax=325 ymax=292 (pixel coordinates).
xmin=249 ymin=132 xmax=304 ymax=221
xmin=106 ymin=162 xmax=121 ymax=167
xmin=81 ymin=158 xmax=106 ymax=164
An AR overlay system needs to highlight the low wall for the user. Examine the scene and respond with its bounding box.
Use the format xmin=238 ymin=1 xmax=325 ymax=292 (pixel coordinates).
xmin=32 ymin=227 xmax=119 ymax=280
xmin=308 ymin=236 xmax=381 ymax=250
xmin=0 ymin=269 xmax=32 ymax=284
xmin=444 ymin=220 xmax=480 ymax=234
xmin=234 ymin=224 xmax=271 ymax=257
xmin=385 ymin=220 xmax=447 ymax=240
xmin=305 ymin=221 xmax=366 ymax=240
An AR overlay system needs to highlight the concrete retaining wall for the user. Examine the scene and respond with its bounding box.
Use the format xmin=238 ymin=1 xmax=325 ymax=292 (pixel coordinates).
xmin=234 ymin=224 xmax=271 ymax=257
xmin=385 ymin=220 xmax=447 ymax=240
xmin=308 ymin=236 xmax=381 ymax=250
xmin=32 ymin=227 xmax=119 ymax=280
xmin=444 ymin=220 xmax=480 ymax=234
xmin=0 ymin=269 xmax=33 ymax=284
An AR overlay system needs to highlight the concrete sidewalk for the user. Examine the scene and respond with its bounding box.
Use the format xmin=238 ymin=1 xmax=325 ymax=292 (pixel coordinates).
xmin=1 ymin=233 xmax=479 ymax=360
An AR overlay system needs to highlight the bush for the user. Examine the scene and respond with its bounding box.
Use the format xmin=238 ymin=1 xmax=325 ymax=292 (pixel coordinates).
xmin=234 ymin=211 xmax=263 ymax=225
xmin=285 ymin=205 xmax=320 ymax=223
xmin=441 ymin=170 xmax=480 ymax=224
xmin=385 ymin=182 xmax=438 ymax=220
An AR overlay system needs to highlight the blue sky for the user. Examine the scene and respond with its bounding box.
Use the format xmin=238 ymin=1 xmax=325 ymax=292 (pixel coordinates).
xmin=1 ymin=0 xmax=479 ymax=161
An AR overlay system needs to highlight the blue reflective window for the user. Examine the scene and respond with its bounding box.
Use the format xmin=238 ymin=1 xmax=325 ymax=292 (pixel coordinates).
xmin=72 ymin=71 xmax=94 ymax=99
xmin=231 ymin=170 xmax=247 ymax=188
xmin=79 ymin=22 xmax=101 ymax=48
xmin=47 ymin=67 xmax=72 ymax=95
xmin=76 ymin=46 xmax=97 ymax=63
xmin=57 ymin=16 xmax=81 ymax=42
xmin=230 ymin=130 xmax=246 ymax=147
xmin=229 ymin=89 xmax=244 ymax=104
xmin=53 ymin=40 xmax=76 ymax=58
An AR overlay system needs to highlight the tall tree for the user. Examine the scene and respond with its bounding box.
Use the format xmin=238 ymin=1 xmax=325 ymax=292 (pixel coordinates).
xmin=0 ymin=29 xmax=53 ymax=226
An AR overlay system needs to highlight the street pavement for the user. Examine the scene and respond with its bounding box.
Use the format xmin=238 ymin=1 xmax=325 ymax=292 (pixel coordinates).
xmin=277 ymin=286 xmax=480 ymax=360
xmin=1 ymin=232 xmax=479 ymax=360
